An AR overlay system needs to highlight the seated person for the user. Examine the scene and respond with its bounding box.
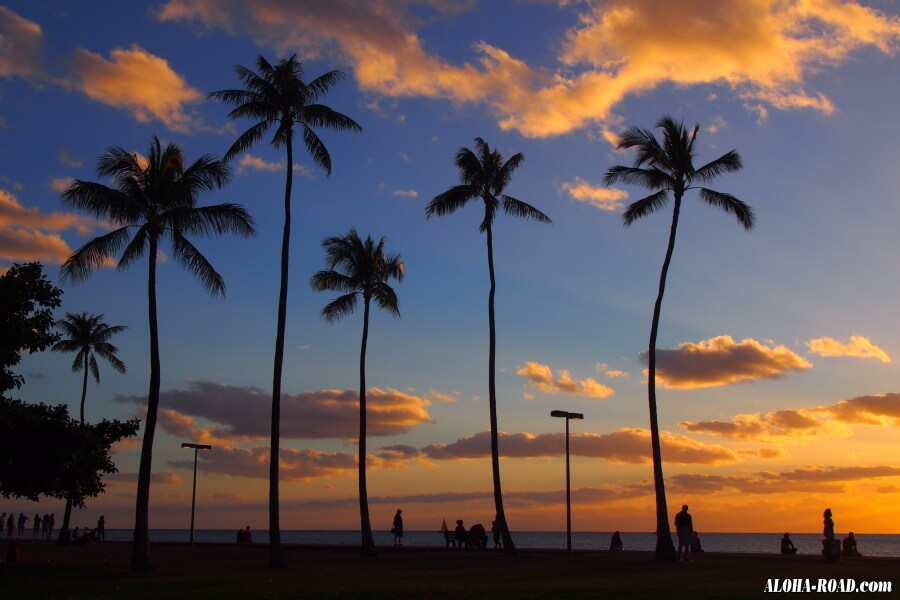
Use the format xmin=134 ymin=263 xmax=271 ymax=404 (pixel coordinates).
xmin=468 ymin=523 xmax=487 ymax=549
xmin=690 ymin=531 xmax=704 ymax=553
xmin=781 ymin=533 xmax=798 ymax=555
xmin=454 ymin=520 xmax=468 ymax=548
xmin=71 ymin=527 xmax=81 ymax=541
xmin=842 ymin=532 xmax=861 ymax=556
xmin=609 ymin=531 xmax=623 ymax=551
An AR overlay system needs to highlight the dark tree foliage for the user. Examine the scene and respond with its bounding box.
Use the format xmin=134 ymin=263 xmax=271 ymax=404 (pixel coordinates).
xmin=0 ymin=396 xmax=139 ymax=505
xmin=0 ymin=263 xmax=63 ymax=392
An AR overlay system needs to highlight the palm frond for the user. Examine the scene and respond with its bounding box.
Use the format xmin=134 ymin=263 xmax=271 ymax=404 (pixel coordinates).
xmin=697 ymin=188 xmax=756 ymax=229
xmin=116 ymin=226 xmax=149 ymax=270
xmin=310 ymin=269 xmax=356 ymax=293
xmin=51 ymin=339 xmax=81 ymax=353
xmin=95 ymin=346 xmax=127 ymax=373
xmin=605 ymin=166 xmax=673 ymax=190
xmin=61 ymin=226 xmax=134 ymax=283
xmin=373 ymin=284 xmax=401 ymax=318
xmin=501 ymin=196 xmax=552 ymax=224
xmin=695 ymin=150 xmax=743 ymax=182
xmin=302 ymin=125 xmax=332 ymax=174
xmin=303 ymin=104 xmax=363 ymax=133
xmin=168 ymin=203 xmax=256 ymax=238
xmin=61 ymin=181 xmax=139 ymax=224
xmin=426 ymin=185 xmax=479 ymax=219
xmin=225 ymin=121 xmax=272 ymax=162
xmin=321 ymin=292 xmax=358 ymax=323
xmin=88 ymin=353 xmax=100 ymax=383
xmin=622 ymin=190 xmax=670 ymax=226
xmin=305 ymin=69 xmax=346 ymax=102
xmin=181 ymin=155 xmax=232 ymax=196
xmin=454 ymin=146 xmax=482 ymax=186
xmin=170 ymin=233 xmax=226 ymax=297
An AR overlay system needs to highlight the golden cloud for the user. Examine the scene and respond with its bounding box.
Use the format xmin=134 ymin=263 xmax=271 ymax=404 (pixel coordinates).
xmin=0 ymin=6 xmax=44 ymax=80
xmin=517 ymin=361 xmax=615 ymax=398
xmin=236 ymin=154 xmax=282 ymax=174
xmin=168 ymin=445 xmax=358 ymax=482
xmin=392 ymin=189 xmax=418 ymax=199
xmin=806 ymin=335 xmax=891 ymax=363
xmin=646 ymin=335 xmax=813 ymax=389
xmin=69 ymin=45 xmax=202 ymax=133
xmin=670 ymin=465 xmax=900 ymax=495
xmin=48 ymin=177 xmax=75 ymax=193
xmin=560 ymin=177 xmax=628 ymax=211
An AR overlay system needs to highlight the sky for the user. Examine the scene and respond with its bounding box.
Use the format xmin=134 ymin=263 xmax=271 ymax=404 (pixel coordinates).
xmin=2 ymin=0 xmax=899 ymax=536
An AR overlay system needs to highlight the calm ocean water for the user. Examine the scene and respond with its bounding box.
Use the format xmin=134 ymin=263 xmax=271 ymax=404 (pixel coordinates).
xmin=102 ymin=530 xmax=900 ymax=557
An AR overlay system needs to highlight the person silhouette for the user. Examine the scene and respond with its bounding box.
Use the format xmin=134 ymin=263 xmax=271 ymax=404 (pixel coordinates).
xmin=842 ymin=532 xmax=861 ymax=556
xmin=781 ymin=533 xmax=798 ymax=555
xmin=609 ymin=530 xmax=623 ymax=551
xmin=674 ymin=505 xmax=694 ymax=561
xmin=823 ymin=508 xmax=834 ymax=541
xmin=392 ymin=509 xmax=404 ymax=546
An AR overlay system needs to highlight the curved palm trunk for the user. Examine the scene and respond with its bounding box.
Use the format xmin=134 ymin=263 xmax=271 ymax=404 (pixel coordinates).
xmin=79 ymin=357 xmax=89 ymax=424
xmin=486 ymin=224 xmax=515 ymax=553
xmin=646 ymin=194 xmax=682 ymax=561
xmin=58 ymin=365 xmax=89 ymax=545
xmin=131 ymin=236 xmax=161 ymax=571
xmin=358 ymin=298 xmax=376 ymax=557
xmin=268 ymin=136 xmax=293 ymax=568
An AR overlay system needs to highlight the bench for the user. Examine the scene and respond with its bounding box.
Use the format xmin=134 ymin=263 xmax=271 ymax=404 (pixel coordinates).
xmin=441 ymin=528 xmax=488 ymax=549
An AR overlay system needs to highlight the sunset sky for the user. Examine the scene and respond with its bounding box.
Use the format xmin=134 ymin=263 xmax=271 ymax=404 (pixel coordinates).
xmin=2 ymin=1 xmax=899 ymax=536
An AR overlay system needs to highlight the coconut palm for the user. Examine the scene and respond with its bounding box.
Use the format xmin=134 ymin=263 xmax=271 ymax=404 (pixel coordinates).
xmin=426 ymin=138 xmax=550 ymax=554
xmin=310 ymin=228 xmax=404 ymax=557
xmin=209 ymin=55 xmax=361 ymax=567
xmin=604 ymin=115 xmax=755 ymax=560
xmin=60 ymin=136 xmax=255 ymax=570
xmin=52 ymin=312 xmax=126 ymax=424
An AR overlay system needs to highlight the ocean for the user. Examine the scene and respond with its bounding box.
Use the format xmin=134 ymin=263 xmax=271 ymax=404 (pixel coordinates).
xmin=100 ymin=530 xmax=900 ymax=557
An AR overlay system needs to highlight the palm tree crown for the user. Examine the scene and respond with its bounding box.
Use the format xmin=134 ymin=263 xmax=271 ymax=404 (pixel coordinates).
xmin=605 ymin=115 xmax=754 ymax=561
xmin=51 ymin=312 xmax=127 ymax=424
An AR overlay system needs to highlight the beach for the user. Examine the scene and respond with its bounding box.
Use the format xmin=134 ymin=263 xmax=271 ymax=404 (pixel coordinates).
xmin=4 ymin=540 xmax=897 ymax=599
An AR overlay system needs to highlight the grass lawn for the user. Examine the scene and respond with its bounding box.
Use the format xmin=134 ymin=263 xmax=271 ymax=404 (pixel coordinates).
xmin=3 ymin=540 xmax=897 ymax=599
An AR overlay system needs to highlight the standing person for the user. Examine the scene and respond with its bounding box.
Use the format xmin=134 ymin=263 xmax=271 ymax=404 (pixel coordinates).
xmin=392 ymin=509 xmax=404 ymax=547
xmin=42 ymin=514 xmax=50 ymax=540
xmin=17 ymin=512 xmax=29 ymax=538
xmin=610 ymin=531 xmax=624 ymax=551
xmin=491 ymin=517 xmax=502 ymax=549
xmin=97 ymin=516 xmax=105 ymax=541
xmin=674 ymin=505 xmax=693 ymax=562
xmin=47 ymin=513 xmax=55 ymax=540
xmin=33 ymin=513 xmax=41 ymax=539
xmin=823 ymin=508 xmax=834 ymax=541
xmin=6 ymin=513 xmax=14 ymax=539
xmin=0 ymin=512 xmax=5 ymax=538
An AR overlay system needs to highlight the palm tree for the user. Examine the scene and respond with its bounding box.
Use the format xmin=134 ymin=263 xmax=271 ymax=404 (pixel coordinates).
xmin=604 ymin=116 xmax=755 ymax=560
xmin=52 ymin=312 xmax=127 ymax=424
xmin=50 ymin=311 xmax=126 ymax=545
xmin=60 ymin=136 xmax=255 ymax=570
xmin=209 ymin=55 xmax=361 ymax=567
xmin=426 ymin=138 xmax=550 ymax=553
xmin=311 ymin=228 xmax=404 ymax=557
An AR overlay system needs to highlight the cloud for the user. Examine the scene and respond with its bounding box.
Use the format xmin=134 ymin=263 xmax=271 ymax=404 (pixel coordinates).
xmin=680 ymin=392 xmax=900 ymax=440
xmin=517 ymin=361 xmax=615 ymax=398
xmin=0 ymin=188 xmax=106 ymax=263
xmin=806 ymin=335 xmax=891 ymax=363
xmin=670 ymin=466 xmax=900 ymax=495
xmin=392 ymin=189 xmax=418 ymax=199
xmin=58 ymin=149 xmax=85 ymax=168
xmin=68 ymin=45 xmax=202 ymax=133
xmin=160 ymin=0 xmax=898 ymax=137
xmin=646 ymin=335 xmax=812 ymax=389
xmin=236 ymin=154 xmax=282 ymax=174
xmin=168 ymin=445 xmax=358 ymax=482
xmin=105 ymin=471 xmax=183 ymax=485
xmin=49 ymin=177 xmax=74 ymax=193
xmin=421 ymin=428 xmax=738 ymax=465
xmin=114 ymin=380 xmax=433 ymax=441
xmin=560 ymin=177 xmax=628 ymax=211
xmin=0 ymin=6 xmax=44 ymax=80
xmin=426 ymin=389 xmax=457 ymax=403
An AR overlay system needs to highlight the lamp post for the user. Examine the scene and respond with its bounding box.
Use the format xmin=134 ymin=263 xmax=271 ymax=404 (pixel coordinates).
xmin=181 ymin=442 xmax=212 ymax=545
xmin=551 ymin=410 xmax=583 ymax=553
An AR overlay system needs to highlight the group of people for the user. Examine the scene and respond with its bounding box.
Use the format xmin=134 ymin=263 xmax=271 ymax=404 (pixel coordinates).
xmin=236 ymin=525 xmax=253 ymax=543
xmin=1 ymin=512 xmax=55 ymax=540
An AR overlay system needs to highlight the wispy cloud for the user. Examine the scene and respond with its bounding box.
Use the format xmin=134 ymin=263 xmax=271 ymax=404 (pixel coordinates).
xmin=646 ymin=335 xmax=812 ymax=389
xmin=560 ymin=177 xmax=628 ymax=211
xmin=517 ymin=361 xmax=615 ymax=398
xmin=670 ymin=466 xmax=900 ymax=495
xmin=0 ymin=6 xmax=44 ymax=80
xmin=392 ymin=189 xmax=418 ymax=199
xmin=806 ymin=335 xmax=891 ymax=363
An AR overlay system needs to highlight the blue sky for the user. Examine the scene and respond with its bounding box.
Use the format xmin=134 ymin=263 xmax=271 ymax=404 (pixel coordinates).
xmin=2 ymin=1 xmax=900 ymax=534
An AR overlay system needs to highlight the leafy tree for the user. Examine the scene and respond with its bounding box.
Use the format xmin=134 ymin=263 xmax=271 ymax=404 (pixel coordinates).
xmin=0 ymin=396 xmax=138 ymax=543
xmin=0 ymin=262 xmax=62 ymax=392
xmin=210 ymin=54 xmax=361 ymax=567
xmin=311 ymin=228 xmax=404 ymax=557
xmin=52 ymin=312 xmax=127 ymax=424
xmin=426 ymin=138 xmax=551 ymax=553
xmin=604 ymin=116 xmax=755 ymax=560
xmin=60 ymin=136 xmax=255 ymax=570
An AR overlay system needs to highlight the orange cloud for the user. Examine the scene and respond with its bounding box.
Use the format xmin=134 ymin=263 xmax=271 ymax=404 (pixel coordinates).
xmin=647 ymin=335 xmax=812 ymax=389
xmin=48 ymin=177 xmax=74 ymax=193
xmin=421 ymin=428 xmax=738 ymax=465
xmin=680 ymin=392 xmax=900 ymax=440
xmin=116 ymin=381 xmax=433 ymax=441
xmin=560 ymin=177 xmax=628 ymax=211
xmin=68 ymin=45 xmax=202 ymax=133
xmin=670 ymin=466 xmax=900 ymax=495
xmin=168 ymin=445 xmax=358 ymax=482
xmin=392 ymin=189 xmax=418 ymax=199
xmin=517 ymin=361 xmax=615 ymax=398
xmin=806 ymin=335 xmax=891 ymax=363
xmin=0 ymin=6 xmax=44 ymax=80
xmin=161 ymin=0 xmax=896 ymax=136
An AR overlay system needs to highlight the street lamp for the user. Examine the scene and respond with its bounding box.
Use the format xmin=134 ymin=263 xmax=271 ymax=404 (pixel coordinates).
xmin=181 ymin=442 xmax=212 ymax=545
xmin=551 ymin=410 xmax=584 ymax=553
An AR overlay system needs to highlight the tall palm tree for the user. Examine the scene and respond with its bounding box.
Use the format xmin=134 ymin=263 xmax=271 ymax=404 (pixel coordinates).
xmin=605 ymin=116 xmax=755 ymax=560
xmin=50 ymin=311 xmax=126 ymax=545
xmin=209 ymin=55 xmax=361 ymax=567
xmin=52 ymin=312 xmax=127 ymax=424
xmin=426 ymin=138 xmax=550 ymax=554
xmin=310 ymin=228 xmax=404 ymax=557
xmin=60 ymin=136 xmax=255 ymax=571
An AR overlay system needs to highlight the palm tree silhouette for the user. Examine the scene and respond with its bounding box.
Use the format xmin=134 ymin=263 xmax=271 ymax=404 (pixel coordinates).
xmin=52 ymin=312 xmax=126 ymax=424
xmin=426 ymin=138 xmax=550 ymax=553
xmin=60 ymin=136 xmax=255 ymax=571
xmin=50 ymin=311 xmax=126 ymax=545
xmin=311 ymin=228 xmax=404 ymax=557
xmin=210 ymin=55 xmax=361 ymax=567
xmin=605 ymin=116 xmax=754 ymax=560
